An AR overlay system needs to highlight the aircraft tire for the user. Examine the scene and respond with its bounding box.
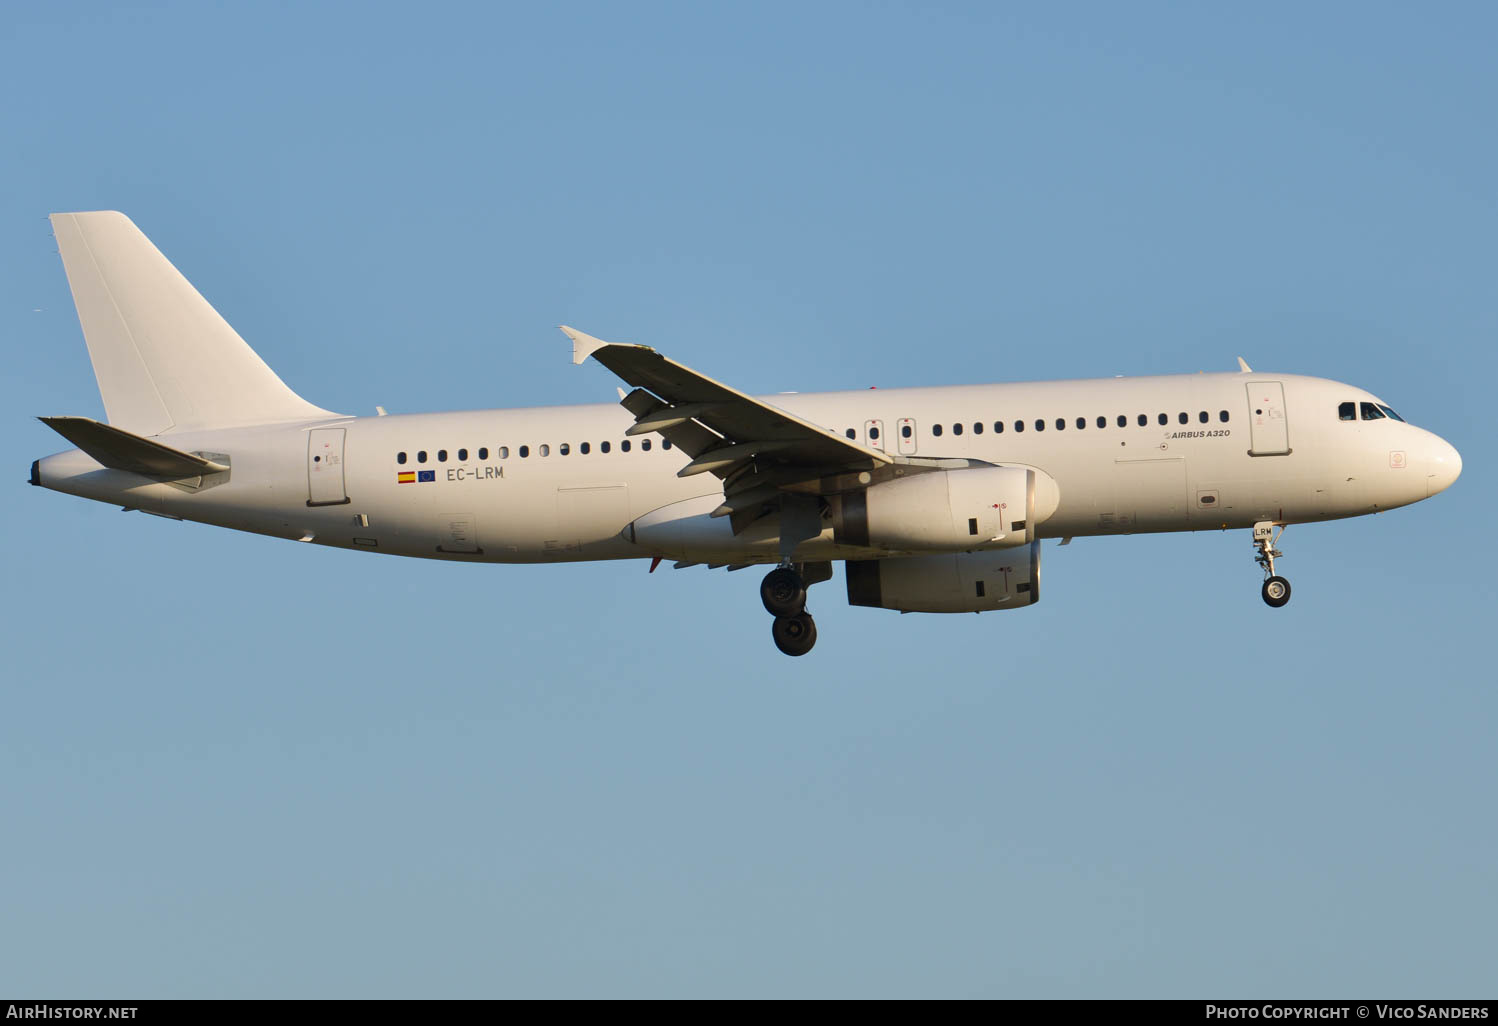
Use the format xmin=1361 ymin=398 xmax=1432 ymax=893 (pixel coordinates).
xmin=772 ymin=613 xmax=817 ymax=656
xmin=761 ymin=567 xmax=807 ymax=617
xmin=1262 ymin=576 xmax=1292 ymax=608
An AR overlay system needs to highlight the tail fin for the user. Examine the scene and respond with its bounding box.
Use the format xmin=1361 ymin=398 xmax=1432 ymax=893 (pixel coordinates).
xmin=49 ymin=211 xmax=336 ymax=435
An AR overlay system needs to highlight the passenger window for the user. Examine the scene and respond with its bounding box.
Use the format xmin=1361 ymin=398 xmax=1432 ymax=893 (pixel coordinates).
xmin=539 ymin=444 xmax=550 ymax=456
xmin=499 ymin=446 xmax=509 ymax=459
xmin=519 ymin=445 xmax=529 ymax=458
xmin=869 ymin=427 xmax=879 ymax=440
xmin=601 ymin=441 xmax=611 ymax=453
xmin=417 ymin=450 xmax=428 ymax=463
xmin=458 ymin=448 xmax=468 ymax=461
xmin=478 ymin=447 xmax=488 ymax=460
xmin=560 ymin=443 xmax=570 ymax=456
xmin=1096 ymin=416 xmax=1105 ymax=429
xmin=1055 ymin=418 xmax=1065 ymax=430
xmin=846 ymin=428 xmax=856 ymax=439
xmin=953 ymin=423 xmax=963 ymax=436
xmin=932 ymin=424 xmax=943 ymax=437
xmin=1117 ymin=415 xmax=1126 ymax=428
xmin=438 ymin=449 xmax=448 ymax=462
xmin=397 ymin=452 xmax=407 ymax=464
xmin=902 ymin=424 xmax=913 ymax=438
xmin=1219 ymin=410 xmax=1230 ymax=422
xmin=642 ymin=439 xmax=652 ymax=451
xmin=1339 ymin=401 xmax=1357 ymax=421
xmin=1035 ymin=419 xmax=1045 ymax=432
xmin=622 ymin=440 xmax=631 ymax=452
xmin=1137 ymin=414 xmax=1147 ymax=427
xmin=1361 ymin=402 xmax=1386 ymax=421
xmin=994 ymin=421 xmax=1004 ymax=434
xmin=1178 ymin=412 xmax=1188 ymax=425
xmin=1198 ymin=411 xmax=1208 ymax=424
xmin=1157 ymin=413 xmax=1168 ymax=426
xmin=580 ymin=442 xmax=589 ymax=454
xmin=1077 ymin=417 xmax=1086 ymax=430
xmin=973 ymin=422 xmax=983 ymax=435
xmin=663 ymin=439 xmax=672 ymax=449
xmin=1014 ymin=420 xmax=1024 ymax=433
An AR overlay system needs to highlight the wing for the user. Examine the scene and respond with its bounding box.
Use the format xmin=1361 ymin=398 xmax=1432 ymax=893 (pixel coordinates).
xmin=562 ymin=326 xmax=893 ymax=529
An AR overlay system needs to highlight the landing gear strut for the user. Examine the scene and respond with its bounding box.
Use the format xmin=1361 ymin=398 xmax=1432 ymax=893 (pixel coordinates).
xmin=762 ymin=563 xmax=825 ymax=656
xmin=1253 ymin=521 xmax=1291 ymax=608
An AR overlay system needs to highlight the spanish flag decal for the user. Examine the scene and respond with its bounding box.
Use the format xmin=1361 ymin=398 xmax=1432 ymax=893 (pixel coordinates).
xmin=397 ymin=471 xmax=416 ymax=484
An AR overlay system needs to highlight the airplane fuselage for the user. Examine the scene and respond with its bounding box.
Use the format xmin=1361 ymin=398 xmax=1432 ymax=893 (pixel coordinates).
xmin=35 ymin=370 xmax=1459 ymax=565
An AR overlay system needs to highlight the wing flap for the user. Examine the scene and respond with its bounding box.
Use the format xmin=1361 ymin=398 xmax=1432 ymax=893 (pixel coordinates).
xmin=618 ymin=388 xmax=724 ymax=458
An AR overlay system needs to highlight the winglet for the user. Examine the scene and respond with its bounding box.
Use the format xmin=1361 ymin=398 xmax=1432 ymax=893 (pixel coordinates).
xmin=1237 ymin=357 xmax=1253 ymax=373
xmin=560 ymin=325 xmax=610 ymax=365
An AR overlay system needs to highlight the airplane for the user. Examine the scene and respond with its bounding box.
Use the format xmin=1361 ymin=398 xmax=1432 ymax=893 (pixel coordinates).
xmin=30 ymin=211 xmax=1462 ymax=656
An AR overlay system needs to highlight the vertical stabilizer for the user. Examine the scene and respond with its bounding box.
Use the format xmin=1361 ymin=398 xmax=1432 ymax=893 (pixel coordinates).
xmin=49 ymin=211 xmax=336 ymax=435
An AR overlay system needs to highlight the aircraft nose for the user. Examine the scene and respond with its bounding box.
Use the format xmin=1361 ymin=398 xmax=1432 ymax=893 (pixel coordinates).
xmin=1427 ymin=437 xmax=1462 ymax=497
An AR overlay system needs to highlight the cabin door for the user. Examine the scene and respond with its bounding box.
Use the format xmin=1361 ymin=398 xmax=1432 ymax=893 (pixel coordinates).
xmin=307 ymin=429 xmax=348 ymax=506
xmin=1246 ymin=382 xmax=1290 ymax=456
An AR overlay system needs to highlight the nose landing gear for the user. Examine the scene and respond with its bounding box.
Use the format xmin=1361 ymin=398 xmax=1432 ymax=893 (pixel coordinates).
xmin=1254 ymin=521 xmax=1291 ymax=608
xmin=761 ymin=562 xmax=829 ymax=656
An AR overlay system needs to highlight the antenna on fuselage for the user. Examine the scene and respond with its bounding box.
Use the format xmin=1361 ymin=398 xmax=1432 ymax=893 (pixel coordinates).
xmin=1236 ymin=357 xmax=1253 ymax=373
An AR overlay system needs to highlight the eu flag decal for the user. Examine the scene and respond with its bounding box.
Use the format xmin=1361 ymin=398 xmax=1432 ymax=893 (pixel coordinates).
xmin=417 ymin=470 xmax=436 ymax=483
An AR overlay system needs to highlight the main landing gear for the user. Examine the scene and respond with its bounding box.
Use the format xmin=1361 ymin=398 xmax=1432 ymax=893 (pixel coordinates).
xmin=1253 ymin=521 xmax=1291 ymax=608
xmin=761 ymin=564 xmax=819 ymax=656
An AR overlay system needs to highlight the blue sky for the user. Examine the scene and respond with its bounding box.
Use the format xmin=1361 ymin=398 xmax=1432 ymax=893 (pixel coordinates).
xmin=3 ymin=1 xmax=1493 ymax=998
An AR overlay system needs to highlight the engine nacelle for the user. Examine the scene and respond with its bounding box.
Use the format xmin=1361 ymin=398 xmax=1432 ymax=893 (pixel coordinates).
xmin=834 ymin=465 xmax=1058 ymax=554
xmin=845 ymin=541 xmax=1041 ymax=613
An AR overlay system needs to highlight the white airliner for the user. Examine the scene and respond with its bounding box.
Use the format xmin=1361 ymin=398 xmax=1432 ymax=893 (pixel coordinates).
xmin=32 ymin=212 xmax=1462 ymax=655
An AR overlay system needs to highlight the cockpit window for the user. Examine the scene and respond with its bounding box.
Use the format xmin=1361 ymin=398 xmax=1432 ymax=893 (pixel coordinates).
xmin=1377 ymin=404 xmax=1405 ymax=423
xmin=1338 ymin=401 xmax=1356 ymax=421
xmin=1360 ymin=402 xmax=1386 ymax=421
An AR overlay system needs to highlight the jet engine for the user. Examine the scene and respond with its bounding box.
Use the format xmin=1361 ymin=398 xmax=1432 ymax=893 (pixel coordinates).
xmin=833 ymin=465 xmax=1058 ymax=554
xmin=845 ymin=541 xmax=1041 ymax=613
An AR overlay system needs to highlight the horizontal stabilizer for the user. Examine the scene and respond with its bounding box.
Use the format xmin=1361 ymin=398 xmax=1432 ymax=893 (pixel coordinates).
xmin=39 ymin=416 xmax=228 ymax=478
